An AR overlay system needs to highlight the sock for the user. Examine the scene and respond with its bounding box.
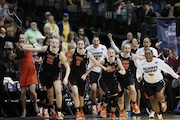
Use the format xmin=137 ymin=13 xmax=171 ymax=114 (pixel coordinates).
xmin=76 ymin=107 xmax=80 ymax=112
xmin=56 ymin=107 xmax=62 ymax=112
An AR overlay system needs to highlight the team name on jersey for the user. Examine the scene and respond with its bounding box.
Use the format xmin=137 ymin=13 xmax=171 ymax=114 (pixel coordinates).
xmin=143 ymin=66 xmax=158 ymax=73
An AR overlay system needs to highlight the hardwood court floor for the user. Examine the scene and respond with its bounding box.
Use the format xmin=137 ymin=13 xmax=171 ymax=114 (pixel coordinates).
xmin=2 ymin=114 xmax=180 ymax=120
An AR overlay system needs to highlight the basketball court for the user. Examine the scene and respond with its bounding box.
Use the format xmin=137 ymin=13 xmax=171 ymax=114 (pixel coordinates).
xmin=1 ymin=114 xmax=180 ymax=120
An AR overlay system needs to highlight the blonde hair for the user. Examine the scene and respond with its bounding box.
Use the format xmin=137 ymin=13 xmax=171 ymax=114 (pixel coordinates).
xmin=19 ymin=34 xmax=29 ymax=44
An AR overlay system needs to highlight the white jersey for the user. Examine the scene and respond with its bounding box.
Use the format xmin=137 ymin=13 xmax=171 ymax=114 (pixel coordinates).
xmin=136 ymin=47 xmax=158 ymax=57
xmin=136 ymin=57 xmax=179 ymax=84
xmin=135 ymin=47 xmax=158 ymax=67
xmin=86 ymin=44 xmax=107 ymax=73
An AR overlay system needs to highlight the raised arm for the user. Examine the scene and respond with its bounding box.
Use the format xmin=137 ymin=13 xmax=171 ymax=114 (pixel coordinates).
xmin=107 ymin=33 xmax=121 ymax=53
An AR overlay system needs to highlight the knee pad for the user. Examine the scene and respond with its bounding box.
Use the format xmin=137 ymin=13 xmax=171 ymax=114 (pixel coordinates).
xmin=104 ymin=92 xmax=111 ymax=104
xmin=111 ymin=96 xmax=118 ymax=107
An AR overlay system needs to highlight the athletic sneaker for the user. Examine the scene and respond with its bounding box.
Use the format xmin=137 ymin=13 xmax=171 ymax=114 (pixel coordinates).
xmin=109 ymin=113 xmax=118 ymax=119
xmin=92 ymin=105 xmax=98 ymax=115
xmin=50 ymin=107 xmax=56 ymax=120
xmin=100 ymin=106 xmax=107 ymax=118
xmin=80 ymin=111 xmax=85 ymax=119
xmin=43 ymin=108 xmax=50 ymax=118
xmin=37 ymin=107 xmax=43 ymax=117
xmin=76 ymin=111 xmax=82 ymax=120
xmin=157 ymin=114 xmax=163 ymax=120
xmin=146 ymin=108 xmax=155 ymax=118
xmin=97 ymin=102 xmax=101 ymax=113
xmin=56 ymin=111 xmax=64 ymax=120
xmin=119 ymin=110 xmax=126 ymax=119
xmin=161 ymin=102 xmax=167 ymax=112
xmin=132 ymin=103 xmax=140 ymax=114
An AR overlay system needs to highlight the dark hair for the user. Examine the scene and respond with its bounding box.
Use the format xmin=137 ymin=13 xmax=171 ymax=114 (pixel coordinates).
xmin=92 ymin=34 xmax=99 ymax=39
xmin=60 ymin=33 xmax=65 ymax=38
xmin=145 ymin=49 xmax=153 ymax=53
xmin=77 ymin=38 xmax=85 ymax=44
xmin=43 ymin=36 xmax=52 ymax=45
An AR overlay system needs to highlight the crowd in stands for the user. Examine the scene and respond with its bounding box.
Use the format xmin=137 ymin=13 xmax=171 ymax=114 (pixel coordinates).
xmin=0 ymin=0 xmax=180 ymax=119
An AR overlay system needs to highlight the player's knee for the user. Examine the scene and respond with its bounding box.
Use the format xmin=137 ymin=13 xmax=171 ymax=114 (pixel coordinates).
xmin=104 ymin=92 xmax=111 ymax=103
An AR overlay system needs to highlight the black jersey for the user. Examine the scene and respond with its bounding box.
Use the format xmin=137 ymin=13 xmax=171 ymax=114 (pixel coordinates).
xmin=100 ymin=57 xmax=117 ymax=81
xmin=70 ymin=48 xmax=88 ymax=76
xmin=119 ymin=53 xmax=136 ymax=75
xmin=41 ymin=46 xmax=61 ymax=75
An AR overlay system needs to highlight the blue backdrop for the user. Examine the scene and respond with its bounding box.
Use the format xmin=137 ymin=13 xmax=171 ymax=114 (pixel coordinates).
xmin=157 ymin=18 xmax=180 ymax=56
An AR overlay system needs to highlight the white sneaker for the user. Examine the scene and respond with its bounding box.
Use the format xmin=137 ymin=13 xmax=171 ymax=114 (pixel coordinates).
xmin=146 ymin=108 xmax=155 ymax=118
xmin=149 ymin=111 xmax=155 ymax=118
xmin=56 ymin=111 xmax=64 ymax=120
xmin=157 ymin=114 xmax=163 ymax=120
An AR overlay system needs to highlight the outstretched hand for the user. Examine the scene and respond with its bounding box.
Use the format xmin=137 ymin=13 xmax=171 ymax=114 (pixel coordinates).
xmin=107 ymin=33 xmax=113 ymax=41
xmin=81 ymin=74 xmax=87 ymax=81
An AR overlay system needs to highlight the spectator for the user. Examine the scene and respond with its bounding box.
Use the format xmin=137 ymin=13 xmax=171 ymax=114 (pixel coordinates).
xmin=24 ymin=21 xmax=42 ymax=44
xmin=76 ymin=27 xmax=90 ymax=47
xmin=4 ymin=26 xmax=14 ymax=52
xmin=6 ymin=52 xmax=19 ymax=80
xmin=67 ymin=31 xmax=77 ymax=48
xmin=60 ymin=34 xmax=68 ymax=53
xmin=0 ymin=0 xmax=11 ymax=27
xmin=22 ymin=17 xmax=31 ymax=33
xmin=131 ymin=38 xmax=139 ymax=53
xmin=137 ymin=2 xmax=156 ymax=37
xmin=58 ymin=13 xmax=72 ymax=41
xmin=116 ymin=1 xmax=132 ymax=35
xmin=43 ymin=25 xmax=51 ymax=37
xmin=0 ymin=26 xmax=20 ymax=118
xmin=90 ymin=0 xmax=103 ymax=30
xmin=44 ymin=11 xmax=51 ymax=23
xmin=170 ymin=0 xmax=180 ymax=18
xmin=121 ymin=32 xmax=133 ymax=49
xmin=44 ymin=15 xmax=59 ymax=35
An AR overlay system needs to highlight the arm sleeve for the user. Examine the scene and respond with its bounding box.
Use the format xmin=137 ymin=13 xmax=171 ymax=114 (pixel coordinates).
xmin=110 ymin=40 xmax=121 ymax=53
xmin=136 ymin=62 xmax=143 ymax=80
xmin=159 ymin=59 xmax=179 ymax=79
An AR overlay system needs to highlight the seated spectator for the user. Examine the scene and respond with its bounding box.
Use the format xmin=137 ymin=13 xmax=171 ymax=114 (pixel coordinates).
xmin=6 ymin=52 xmax=19 ymax=80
